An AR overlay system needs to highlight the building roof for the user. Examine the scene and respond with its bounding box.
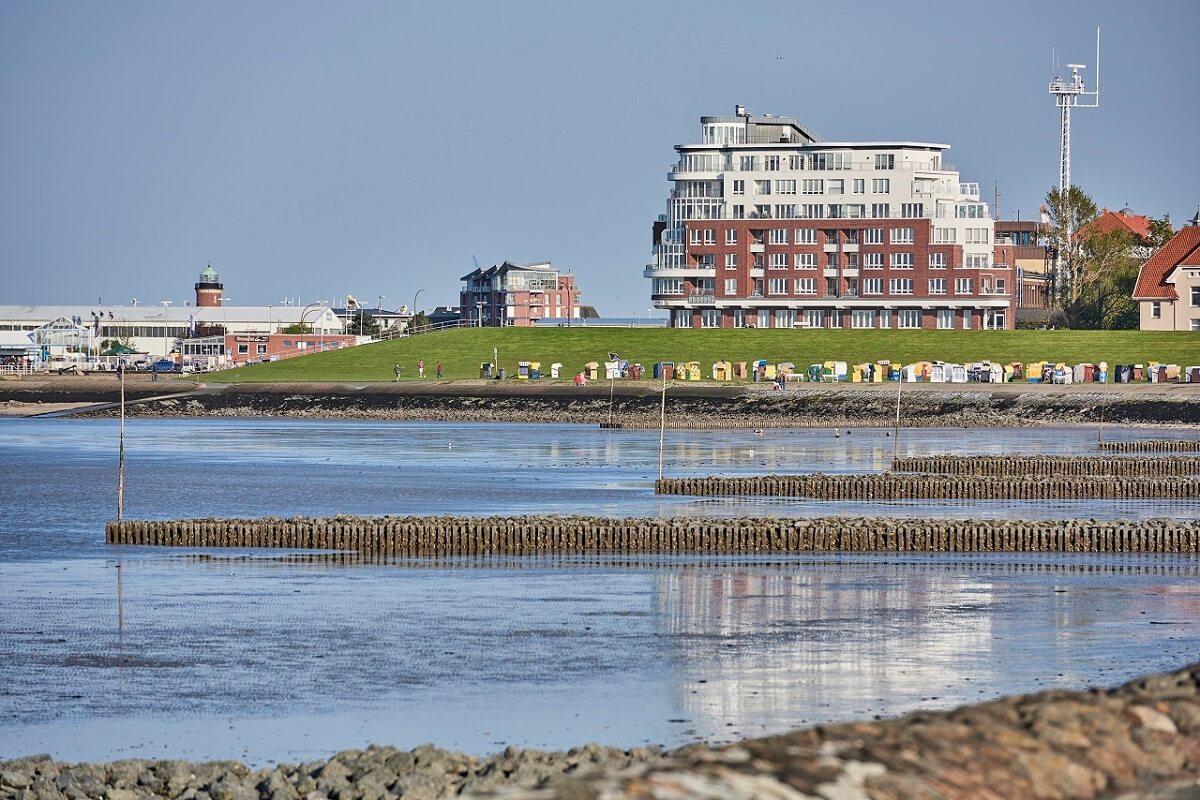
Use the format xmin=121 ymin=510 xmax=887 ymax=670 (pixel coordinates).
xmin=1083 ymin=208 xmax=1154 ymax=241
xmin=1132 ymin=226 xmax=1200 ymax=300
xmin=460 ymin=260 xmax=558 ymax=282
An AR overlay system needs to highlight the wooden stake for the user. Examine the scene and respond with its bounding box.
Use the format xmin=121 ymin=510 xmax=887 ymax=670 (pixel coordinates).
xmin=892 ymin=376 xmax=902 ymax=463
xmin=117 ymin=366 xmax=125 ymax=523
xmin=658 ymin=374 xmax=667 ymax=480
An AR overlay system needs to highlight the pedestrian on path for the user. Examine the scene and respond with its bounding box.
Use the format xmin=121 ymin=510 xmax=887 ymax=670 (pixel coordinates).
xmin=436 ymin=361 xmax=443 ymax=379
xmin=418 ymin=359 xmax=425 ymax=378
xmin=393 ymin=363 xmax=402 ymax=381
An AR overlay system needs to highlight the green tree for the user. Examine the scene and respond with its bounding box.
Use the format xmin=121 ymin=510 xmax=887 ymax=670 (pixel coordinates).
xmin=349 ymin=311 xmax=380 ymax=337
xmin=1146 ymin=215 xmax=1175 ymax=249
xmin=1044 ymin=185 xmax=1099 ymax=304
xmin=282 ymin=323 xmax=313 ymax=334
xmin=410 ymin=311 xmax=430 ymax=332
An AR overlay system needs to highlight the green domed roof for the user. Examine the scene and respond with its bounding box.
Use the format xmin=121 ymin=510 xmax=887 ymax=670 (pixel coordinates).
xmin=198 ymin=264 xmax=220 ymax=283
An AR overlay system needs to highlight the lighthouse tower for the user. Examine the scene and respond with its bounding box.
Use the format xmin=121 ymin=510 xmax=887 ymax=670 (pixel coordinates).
xmin=194 ymin=264 xmax=224 ymax=307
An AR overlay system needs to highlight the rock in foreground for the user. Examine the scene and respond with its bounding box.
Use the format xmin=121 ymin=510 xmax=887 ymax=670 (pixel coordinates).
xmin=3 ymin=663 xmax=1199 ymax=799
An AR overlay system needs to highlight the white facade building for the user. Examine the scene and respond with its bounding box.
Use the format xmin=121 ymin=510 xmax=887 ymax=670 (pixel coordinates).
xmin=646 ymin=108 xmax=1014 ymax=330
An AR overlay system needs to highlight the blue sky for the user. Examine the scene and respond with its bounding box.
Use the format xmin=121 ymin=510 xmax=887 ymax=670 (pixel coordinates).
xmin=2 ymin=0 xmax=1196 ymax=314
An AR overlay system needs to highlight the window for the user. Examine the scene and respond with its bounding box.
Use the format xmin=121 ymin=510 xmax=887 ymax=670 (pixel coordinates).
xmin=701 ymin=309 xmax=721 ymax=328
xmin=928 ymin=278 xmax=947 ymax=295
xmin=768 ymin=278 xmax=788 ymax=295
xmin=723 ymin=278 xmax=738 ymax=295
xmin=696 ymin=254 xmax=715 ymax=268
xmin=827 ymin=179 xmax=845 ymax=195
xmin=725 ymin=229 xmax=738 ymax=245
xmin=875 ymin=154 xmax=895 ymax=170
xmin=764 ymin=155 xmax=781 ymax=171
xmin=898 ymin=309 xmax=921 ymax=328
xmin=852 ymin=309 xmax=874 ymax=329
xmin=890 ymin=227 xmax=914 ymax=244
xmin=825 ymin=277 xmax=838 ymax=295
xmin=872 ymin=178 xmax=891 ymax=193
xmin=985 ymin=309 xmax=1007 ymax=330
xmin=794 ymin=228 xmax=818 ymax=244
xmin=802 ymin=179 xmax=824 ymax=194
xmin=237 ymin=343 xmax=248 ymax=355
xmin=768 ymin=228 xmax=788 ymax=245
xmin=257 ymin=344 xmax=268 ymax=355
xmin=1191 ymin=319 xmax=1200 ymax=331
xmin=862 ymin=278 xmax=883 ymax=295
xmin=996 ymin=278 xmax=1006 ymax=294
xmin=811 ymin=152 xmax=851 ymax=170
xmin=739 ymin=155 xmax=758 ymax=171
xmin=775 ymin=179 xmax=797 ymax=195
xmin=705 ymin=229 xmax=715 ymax=244
xmin=802 ymin=204 xmax=825 ymax=219
xmin=803 ymin=309 xmax=824 ymax=328
xmin=937 ymin=309 xmax=955 ymax=329
xmin=733 ymin=309 xmax=746 ymax=328
xmin=755 ymin=204 xmax=771 ymax=218
xmin=828 ymin=310 xmax=842 ymax=328
xmin=769 ymin=252 xmax=788 ymax=269
xmin=689 ymin=228 xmax=703 ymax=245
xmin=795 ymin=252 xmax=817 ymax=268
xmin=933 ymin=227 xmax=956 ymax=244
xmin=1151 ymin=301 xmax=1161 ymax=319
xmin=755 ymin=180 xmax=772 ymax=195
xmin=757 ymin=309 xmax=770 ymax=328
xmin=891 ymin=252 xmax=914 ymax=269
xmin=852 ymin=178 xmax=865 ymax=194
xmin=1192 ymin=287 xmax=1200 ymax=307
xmin=879 ymin=310 xmax=890 ymax=328
xmin=955 ymin=278 xmax=974 ymax=294
xmin=966 ymin=228 xmax=990 ymax=244
xmin=775 ymin=309 xmax=795 ymax=328
xmin=864 ymin=228 xmax=884 ymax=244
xmin=653 ymin=278 xmax=683 ymax=295
xmin=890 ymin=278 xmax=914 ymax=295
xmin=725 ymin=253 xmax=738 ymax=269
xmin=774 ymin=204 xmax=799 ymax=219
xmin=964 ymin=253 xmax=990 ymax=268
xmin=789 ymin=154 xmax=805 ymax=170
xmin=962 ymin=309 xmax=972 ymax=330
xmin=795 ymin=277 xmax=817 ymax=294
xmin=901 ymin=203 xmax=924 ymax=218
xmin=864 ymin=252 xmax=884 ymax=269
xmin=846 ymin=253 xmax=859 ymax=269
xmin=956 ymin=204 xmax=985 ymax=218
xmin=732 ymin=180 xmax=745 ymax=196
xmin=871 ymin=203 xmax=890 ymax=218
xmin=929 ymin=252 xmax=947 ymax=269
xmin=733 ymin=205 xmax=745 ymax=219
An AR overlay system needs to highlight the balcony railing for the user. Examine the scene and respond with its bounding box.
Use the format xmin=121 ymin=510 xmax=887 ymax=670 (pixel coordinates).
xmin=689 ymin=293 xmax=715 ymax=303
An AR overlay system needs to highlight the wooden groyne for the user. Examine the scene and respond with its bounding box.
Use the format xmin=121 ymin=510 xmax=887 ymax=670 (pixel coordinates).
xmin=892 ymin=455 xmax=1200 ymax=478
xmin=1099 ymin=439 xmax=1200 ymax=453
xmin=105 ymin=515 xmax=1200 ymax=554
xmin=654 ymin=473 xmax=1200 ymax=500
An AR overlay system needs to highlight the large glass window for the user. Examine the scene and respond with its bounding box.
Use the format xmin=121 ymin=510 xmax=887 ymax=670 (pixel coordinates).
xmin=928 ymin=278 xmax=947 ymax=295
xmin=890 ymin=253 xmax=914 ymax=269
xmin=898 ymin=309 xmax=921 ymax=328
xmin=768 ymin=228 xmax=788 ymax=245
xmin=890 ymin=227 xmax=914 ymax=244
xmin=936 ymin=309 xmax=955 ymax=329
xmin=803 ymin=309 xmax=824 ymax=328
xmin=889 ymin=278 xmax=914 ymax=295
xmin=795 ymin=278 xmax=817 ymax=294
xmin=768 ymin=278 xmax=788 ymax=295
xmin=852 ymin=309 xmax=874 ymax=328
xmin=862 ymin=278 xmax=883 ymax=295
xmin=875 ymin=154 xmax=895 ymax=170
xmin=701 ymin=309 xmax=721 ymax=328
xmin=795 ymin=253 xmax=817 ymax=268
xmin=775 ymin=309 xmax=795 ymax=328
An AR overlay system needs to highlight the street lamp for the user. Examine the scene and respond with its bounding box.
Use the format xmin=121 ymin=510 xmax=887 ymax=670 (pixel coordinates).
xmin=412 ymin=289 xmax=425 ymax=333
xmin=160 ymin=301 xmax=173 ymax=358
xmin=300 ymin=301 xmax=328 ymax=350
xmin=220 ymin=298 xmax=232 ymax=366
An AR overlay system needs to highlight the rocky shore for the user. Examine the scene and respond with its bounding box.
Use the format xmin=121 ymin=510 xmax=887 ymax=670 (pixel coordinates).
xmin=4 ymin=661 xmax=1199 ymax=799
xmin=13 ymin=379 xmax=1194 ymax=427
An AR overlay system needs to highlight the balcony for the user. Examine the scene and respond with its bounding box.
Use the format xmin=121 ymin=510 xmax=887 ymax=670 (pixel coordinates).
xmin=689 ymin=293 xmax=715 ymax=304
xmin=749 ymin=242 xmax=765 ymax=253
xmin=823 ymin=243 xmax=839 ymax=252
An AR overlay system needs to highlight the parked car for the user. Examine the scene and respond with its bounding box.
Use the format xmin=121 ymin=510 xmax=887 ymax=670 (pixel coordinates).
xmin=149 ymin=360 xmax=180 ymax=374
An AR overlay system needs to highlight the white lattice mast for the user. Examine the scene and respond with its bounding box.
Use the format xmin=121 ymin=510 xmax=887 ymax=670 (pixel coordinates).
xmin=1047 ymin=28 xmax=1100 ymax=301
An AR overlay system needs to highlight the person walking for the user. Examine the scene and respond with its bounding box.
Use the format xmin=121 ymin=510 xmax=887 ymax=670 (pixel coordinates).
xmin=435 ymin=361 xmax=443 ymax=379
xmin=418 ymin=359 xmax=425 ymax=379
xmin=393 ymin=363 xmax=402 ymax=382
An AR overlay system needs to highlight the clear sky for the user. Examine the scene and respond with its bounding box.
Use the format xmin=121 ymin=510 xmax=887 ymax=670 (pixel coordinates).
xmin=2 ymin=0 xmax=1196 ymax=314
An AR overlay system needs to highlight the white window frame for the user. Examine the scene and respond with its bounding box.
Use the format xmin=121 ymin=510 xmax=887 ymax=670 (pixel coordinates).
xmin=862 ymin=278 xmax=883 ymax=295
xmin=890 ymin=252 xmax=914 ymax=269
xmin=795 ymin=253 xmax=817 ymax=268
xmin=898 ymin=309 xmax=921 ymax=328
xmin=890 ymin=227 xmax=914 ymax=244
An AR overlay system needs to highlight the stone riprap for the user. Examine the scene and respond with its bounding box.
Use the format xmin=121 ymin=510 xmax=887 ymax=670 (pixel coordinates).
xmin=893 ymin=454 xmax=1200 ymax=477
xmin=4 ymin=662 xmax=1199 ymax=799
xmin=1100 ymin=439 xmax=1200 ymax=453
xmin=655 ymin=473 xmax=1200 ymax=500
xmin=55 ymin=381 xmax=1200 ymax=427
xmin=105 ymin=515 xmax=1200 ymax=554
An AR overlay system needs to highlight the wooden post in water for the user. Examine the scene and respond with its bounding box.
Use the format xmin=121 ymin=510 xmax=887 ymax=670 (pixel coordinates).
xmin=892 ymin=376 xmax=902 ymax=463
xmin=657 ymin=373 xmax=667 ymax=481
xmin=608 ymin=368 xmax=615 ymax=427
xmin=117 ymin=365 xmax=126 ymax=523
xmin=1098 ymin=393 xmax=1106 ymax=445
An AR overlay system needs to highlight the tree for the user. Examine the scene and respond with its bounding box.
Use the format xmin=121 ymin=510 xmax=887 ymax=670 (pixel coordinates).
xmin=410 ymin=311 xmax=430 ymax=332
xmin=1146 ymin=215 xmax=1175 ymax=249
xmin=349 ymin=311 xmax=380 ymax=337
xmin=1044 ymin=185 xmax=1099 ymax=304
xmin=281 ymin=323 xmax=312 ymax=334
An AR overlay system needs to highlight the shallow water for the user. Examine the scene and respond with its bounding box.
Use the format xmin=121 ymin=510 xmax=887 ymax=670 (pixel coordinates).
xmin=1 ymin=418 xmax=1198 ymax=765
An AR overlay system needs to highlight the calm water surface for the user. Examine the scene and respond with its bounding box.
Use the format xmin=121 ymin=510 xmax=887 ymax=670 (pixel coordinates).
xmin=1 ymin=418 xmax=1198 ymax=765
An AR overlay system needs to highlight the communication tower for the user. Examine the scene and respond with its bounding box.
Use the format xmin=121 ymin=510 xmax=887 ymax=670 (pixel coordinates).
xmin=1047 ymin=28 xmax=1100 ymax=298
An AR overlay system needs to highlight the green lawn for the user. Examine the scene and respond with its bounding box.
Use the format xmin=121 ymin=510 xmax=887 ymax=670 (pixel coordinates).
xmin=212 ymin=328 xmax=1200 ymax=383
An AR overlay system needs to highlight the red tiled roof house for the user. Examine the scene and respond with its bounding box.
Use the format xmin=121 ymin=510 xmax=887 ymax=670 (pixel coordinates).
xmin=1132 ymin=218 xmax=1200 ymax=331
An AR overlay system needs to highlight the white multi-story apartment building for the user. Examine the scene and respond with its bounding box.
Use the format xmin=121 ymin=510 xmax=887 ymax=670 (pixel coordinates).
xmin=645 ymin=107 xmax=1014 ymax=330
